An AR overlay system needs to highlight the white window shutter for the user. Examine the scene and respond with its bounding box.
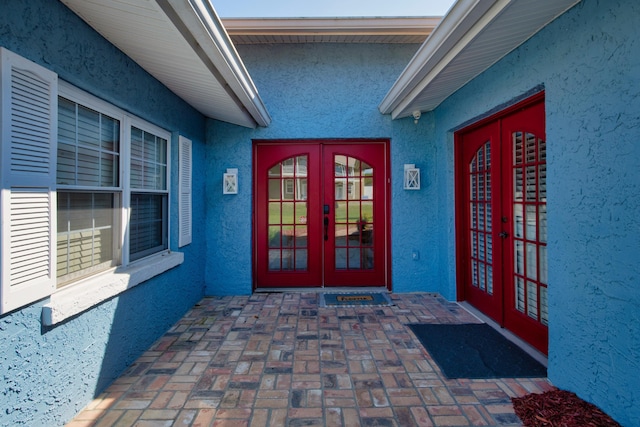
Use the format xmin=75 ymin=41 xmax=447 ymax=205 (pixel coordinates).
xmin=178 ymin=136 xmax=192 ymax=247
xmin=0 ymin=48 xmax=57 ymax=314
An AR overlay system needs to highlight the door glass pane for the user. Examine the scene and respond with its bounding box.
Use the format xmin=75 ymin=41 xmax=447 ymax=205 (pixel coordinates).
xmin=267 ymin=155 xmax=308 ymax=272
xmin=514 ymin=167 xmax=523 ymax=201
xmin=295 ymin=202 xmax=307 ymax=224
xmin=334 ymin=155 xmax=374 ymax=270
xmin=515 ymin=240 xmax=524 ymax=275
xmin=268 ymin=202 xmax=280 ymax=224
xmin=515 ymin=277 xmax=525 ymax=313
xmin=540 ymin=286 xmax=548 ymax=326
xmin=514 ymin=204 xmax=524 ymax=238
xmin=268 ymin=226 xmax=280 ymax=248
xmin=487 ymin=266 xmax=493 ymax=294
xmin=525 ymin=205 xmax=537 ymax=240
xmin=539 ymin=246 xmax=548 ymax=284
xmin=295 ymin=249 xmax=307 ymax=270
xmin=348 ymin=248 xmax=361 ymax=268
xmin=526 ymin=243 xmax=537 ymax=280
xmin=282 ymin=202 xmax=294 ymax=222
xmin=472 ymin=260 xmax=478 ymax=287
xmin=468 ymin=141 xmax=493 ymax=295
xmin=527 ymin=281 xmax=538 ymax=320
xmin=268 ymin=164 xmax=281 ymax=177
xmin=268 ymin=250 xmax=281 ymax=270
xmin=538 ymin=164 xmax=547 ymax=201
xmin=525 ymin=166 xmax=536 ymax=201
xmin=513 ymin=132 xmax=523 ymax=164
xmin=335 ymin=248 xmax=347 ymax=270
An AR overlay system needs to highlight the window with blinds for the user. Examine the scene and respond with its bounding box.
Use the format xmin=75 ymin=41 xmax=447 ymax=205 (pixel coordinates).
xmin=55 ymin=86 xmax=171 ymax=285
xmin=1 ymin=48 xmax=180 ymax=313
xmin=56 ymin=97 xmax=121 ymax=286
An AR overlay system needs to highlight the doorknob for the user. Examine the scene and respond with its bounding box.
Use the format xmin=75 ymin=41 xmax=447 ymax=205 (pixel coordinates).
xmin=499 ymin=231 xmax=509 ymax=238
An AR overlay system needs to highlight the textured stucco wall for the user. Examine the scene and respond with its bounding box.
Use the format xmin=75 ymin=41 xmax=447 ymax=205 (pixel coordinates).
xmin=206 ymin=43 xmax=442 ymax=295
xmin=432 ymin=0 xmax=639 ymax=424
xmin=0 ymin=1 xmax=207 ymax=425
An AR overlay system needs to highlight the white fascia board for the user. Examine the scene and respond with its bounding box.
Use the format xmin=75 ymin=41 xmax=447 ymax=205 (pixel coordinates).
xmin=378 ymin=0 xmax=505 ymax=116
xmin=222 ymin=17 xmax=440 ymax=36
xmin=162 ymin=0 xmax=271 ymax=127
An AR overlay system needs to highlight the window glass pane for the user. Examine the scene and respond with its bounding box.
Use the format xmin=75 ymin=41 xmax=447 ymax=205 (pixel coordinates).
xmin=57 ymin=97 xmax=120 ymax=187
xmin=130 ymin=127 xmax=168 ymax=191
xmin=56 ymin=192 xmax=117 ymax=287
xmin=78 ymin=105 xmax=100 ymax=148
xmin=130 ymin=193 xmax=167 ymax=261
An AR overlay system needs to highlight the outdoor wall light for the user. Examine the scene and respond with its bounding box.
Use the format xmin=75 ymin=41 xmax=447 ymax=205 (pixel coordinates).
xmin=403 ymin=164 xmax=420 ymax=190
xmin=412 ymin=110 xmax=422 ymax=124
xmin=223 ymin=168 xmax=238 ymax=194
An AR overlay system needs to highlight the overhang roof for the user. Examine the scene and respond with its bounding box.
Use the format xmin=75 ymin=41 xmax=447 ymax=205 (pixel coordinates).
xmin=379 ymin=0 xmax=583 ymax=119
xmin=61 ymin=0 xmax=271 ymax=128
xmin=222 ymin=17 xmax=441 ymax=44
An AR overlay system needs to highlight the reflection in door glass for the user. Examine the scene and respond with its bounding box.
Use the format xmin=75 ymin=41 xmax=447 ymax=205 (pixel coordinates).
xmin=334 ymin=155 xmax=373 ymax=270
xmin=468 ymin=141 xmax=493 ymax=295
xmin=513 ymin=132 xmax=548 ymax=325
xmin=267 ymin=155 xmax=308 ymax=271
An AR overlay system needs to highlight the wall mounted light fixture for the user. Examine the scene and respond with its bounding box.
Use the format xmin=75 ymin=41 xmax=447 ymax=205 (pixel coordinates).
xmin=412 ymin=110 xmax=421 ymax=124
xmin=223 ymin=168 xmax=238 ymax=194
xmin=403 ymin=164 xmax=420 ymax=190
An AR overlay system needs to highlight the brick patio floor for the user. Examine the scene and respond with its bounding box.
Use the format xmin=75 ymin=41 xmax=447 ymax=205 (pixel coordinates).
xmin=66 ymin=292 xmax=553 ymax=427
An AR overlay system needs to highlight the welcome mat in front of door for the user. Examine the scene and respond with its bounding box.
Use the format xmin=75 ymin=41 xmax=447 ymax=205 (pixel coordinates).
xmin=320 ymin=292 xmax=393 ymax=308
xmin=407 ymin=323 xmax=547 ymax=379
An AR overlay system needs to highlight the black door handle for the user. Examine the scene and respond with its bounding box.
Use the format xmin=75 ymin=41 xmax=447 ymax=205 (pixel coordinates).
xmin=324 ymin=216 xmax=329 ymax=241
xmin=499 ymin=231 xmax=509 ymax=238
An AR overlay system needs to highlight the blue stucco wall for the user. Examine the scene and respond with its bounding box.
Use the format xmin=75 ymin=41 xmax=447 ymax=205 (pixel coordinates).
xmin=205 ymin=43 xmax=443 ymax=296
xmin=432 ymin=0 xmax=639 ymax=424
xmin=0 ymin=1 xmax=207 ymax=425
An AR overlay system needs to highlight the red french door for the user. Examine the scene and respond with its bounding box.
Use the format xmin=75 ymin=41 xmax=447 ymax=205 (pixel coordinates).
xmin=254 ymin=140 xmax=390 ymax=289
xmin=456 ymin=94 xmax=549 ymax=354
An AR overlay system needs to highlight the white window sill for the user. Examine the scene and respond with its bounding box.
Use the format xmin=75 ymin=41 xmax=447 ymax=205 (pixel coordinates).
xmin=42 ymin=251 xmax=184 ymax=326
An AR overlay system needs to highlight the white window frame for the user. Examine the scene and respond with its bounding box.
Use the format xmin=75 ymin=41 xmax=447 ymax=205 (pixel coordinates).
xmin=1 ymin=48 xmax=185 ymax=322
xmin=42 ymin=84 xmax=182 ymax=324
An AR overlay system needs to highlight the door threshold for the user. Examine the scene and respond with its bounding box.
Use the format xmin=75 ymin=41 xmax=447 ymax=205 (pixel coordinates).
xmin=458 ymin=301 xmax=548 ymax=367
xmin=255 ymin=286 xmax=390 ymax=294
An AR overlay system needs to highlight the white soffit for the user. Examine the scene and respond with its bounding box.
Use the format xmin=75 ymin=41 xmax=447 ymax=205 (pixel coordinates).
xmin=61 ymin=0 xmax=271 ymax=128
xmin=379 ymin=0 xmax=583 ymax=119
xmin=223 ymin=17 xmax=441 ymax=44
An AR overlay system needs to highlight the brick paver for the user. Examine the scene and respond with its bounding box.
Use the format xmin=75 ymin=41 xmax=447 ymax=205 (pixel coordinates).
xmin=66 ymin=293 xmax=552 ymax=426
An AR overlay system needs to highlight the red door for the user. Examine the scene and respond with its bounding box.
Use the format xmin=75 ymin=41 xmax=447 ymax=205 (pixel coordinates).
xmin=455 ymin=94 xmax=549 ymax=354
xmin=254 ymin=140 xmax=390 ymax=289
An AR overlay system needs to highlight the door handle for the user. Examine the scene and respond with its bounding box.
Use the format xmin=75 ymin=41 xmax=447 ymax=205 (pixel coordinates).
xmin=324 ymin=216 xmax=329 ymax=241
xmin=499 ymin=231 xmax=509 ymax=238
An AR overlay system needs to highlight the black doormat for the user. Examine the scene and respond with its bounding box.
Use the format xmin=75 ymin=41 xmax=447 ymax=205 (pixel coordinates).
xmin=320 ymin=292 xmax=392 ymax=307
xmin=407 ymin=323 xmax=547 ymax=379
